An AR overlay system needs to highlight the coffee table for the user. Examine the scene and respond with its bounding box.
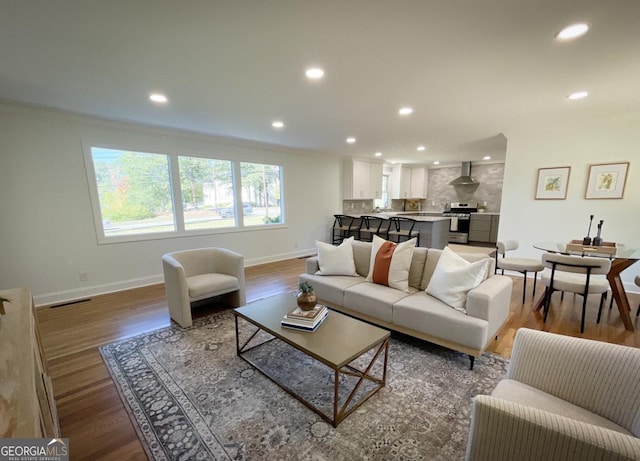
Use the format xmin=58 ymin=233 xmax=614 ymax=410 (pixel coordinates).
xmin=233 ymin=293 xmax=390 ymax=427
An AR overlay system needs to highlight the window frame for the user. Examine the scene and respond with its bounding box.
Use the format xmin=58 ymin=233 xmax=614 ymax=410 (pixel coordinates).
xmin=82 ymin=140 xmax=286 ymax=244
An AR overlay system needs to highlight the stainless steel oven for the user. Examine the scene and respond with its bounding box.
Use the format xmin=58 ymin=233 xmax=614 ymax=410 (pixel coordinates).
xmin=443 ymin=202 xmax=477 ymax=244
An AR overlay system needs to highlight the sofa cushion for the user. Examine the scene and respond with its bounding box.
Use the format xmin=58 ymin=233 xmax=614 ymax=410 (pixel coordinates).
xmin=344 ymin=282 xmax=414 ymax=323
xmin=366 ymin=235 xmax=416 ymax=292
xmin=408 ymin=247 xmax=428 ymax=290
xmin=299 ymin=273 xmax=365 ymax=308
xmin=393 ymin=292 xmax=488 ymax=350
xmin=352 ymin=240 xmax=372 ymax=277
xmin=316 ymin=237 xmax=358 ymax=276
xmin=187 ymin=273 xmax=240 ymax=299
xmin=420 ymin=249 xmax=494 ymax=291
xmin=492 ymin=379 xmax=632 ymax=436
xmin=426 ymin=247 xmax=489 ymax=312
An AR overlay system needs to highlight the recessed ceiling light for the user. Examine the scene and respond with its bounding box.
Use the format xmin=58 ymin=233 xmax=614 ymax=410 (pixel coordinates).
xmin=555 ymin=23 xmax=589 ymax=41
xmin=433 ymin=161 xmax=440 ymax=165
xmin=483 ymin=155 xmax=491 ymax=160
xmin=346 ymin=137 xmax=356 ymax=144
xmin=417 ymin=145 xmax=426 ymax=151
xmin=398 ymin=107 xmax=413 ymax=116
xmin=374 ymin=152 xmax=382 ymax=157
xmin=567 ymin=91 xmax=589 ymax=100
xmin=272 ymin=120 xmax=284 ymax=129
xmin=305 ymin=67 xmax=325 ymax=80
xmin=149 ymin=93 xmax=168 ymax=103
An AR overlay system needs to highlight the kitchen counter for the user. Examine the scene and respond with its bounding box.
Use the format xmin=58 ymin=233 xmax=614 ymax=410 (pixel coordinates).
xmin=349 ymin=212 xmax=450 ymax=223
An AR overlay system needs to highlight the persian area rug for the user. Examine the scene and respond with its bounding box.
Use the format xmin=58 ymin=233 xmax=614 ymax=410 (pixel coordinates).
xmin=100 ymin=300 xmax=508 ymax=461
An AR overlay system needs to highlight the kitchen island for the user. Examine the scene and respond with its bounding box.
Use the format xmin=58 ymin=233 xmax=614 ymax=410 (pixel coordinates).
xmin=346 ymin=213 xmax=450 ymax=249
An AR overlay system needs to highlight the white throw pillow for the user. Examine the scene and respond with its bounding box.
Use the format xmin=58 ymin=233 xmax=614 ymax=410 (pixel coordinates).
xmin=366 ymin=235 xmax=416 ymax=292
xmin=316 ymin=237 xmax=358 ymax=276
xmin=426 ymin=247 xmax=489 ymax=312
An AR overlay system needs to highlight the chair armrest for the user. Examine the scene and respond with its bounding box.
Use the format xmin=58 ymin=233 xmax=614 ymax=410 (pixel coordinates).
xmin=465 ymin=275 xmax=512 ymax=338
xmin=210 ymin=248 xmax=244 ymax=278
xmin=306 ymin=257 xmax=320 ymax=275
xmin=506 ymin=328 xmax=640 ymax=433
xmin=210 ymin=248 xmax=246 ymax=306
xmin=162 ymin=255 xmax=191 ymax=325
xmin=466 ymin=395 xmax=640 ymax=461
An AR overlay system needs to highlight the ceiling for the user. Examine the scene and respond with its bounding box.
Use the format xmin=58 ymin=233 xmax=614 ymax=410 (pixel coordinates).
xmin=1 ymin=1 xmax=639 ymax=165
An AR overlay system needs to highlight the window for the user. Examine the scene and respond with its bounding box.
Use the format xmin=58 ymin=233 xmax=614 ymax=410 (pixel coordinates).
xmin=85 ymin=145 xmax=285 ymax=242
xmin=240 ymin=162 xmax=283 ymax=225
xmin=179 ymin=156 xmax=235 ymax=230
xmin=91 ymin=147 xmax=175 ymax=237
xmin=374 ymin=174 xmax=389 ymax=209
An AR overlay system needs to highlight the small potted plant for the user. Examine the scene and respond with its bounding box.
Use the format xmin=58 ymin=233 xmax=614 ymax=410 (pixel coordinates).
xmin=297 ymin=281 xmax=317 ymax=311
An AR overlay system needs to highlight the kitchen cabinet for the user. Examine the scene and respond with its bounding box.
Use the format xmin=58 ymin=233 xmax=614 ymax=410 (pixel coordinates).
xmin=370 ymin=162 xmax=383 ymax=199
xmin=469 ymin=214 xmax=500 ymax=243
xmin=343 ymin=159 xmax=383 ymax=199
xmin=390 ymin=165 xmax=427 ymax=199
xmin=410 ymin=167 xmax=427 ymax=198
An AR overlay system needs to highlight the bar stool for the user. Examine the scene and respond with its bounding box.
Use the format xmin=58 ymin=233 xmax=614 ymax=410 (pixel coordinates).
xmin=495 ymin=240 xmax=544 ymax=304
xmin=332 ymin=214 xmax=358 ymax=245
xmin=358 ymin=215 xmax=384 ymax=242
xmin=385 ymin=217 xmax=420 ymax=246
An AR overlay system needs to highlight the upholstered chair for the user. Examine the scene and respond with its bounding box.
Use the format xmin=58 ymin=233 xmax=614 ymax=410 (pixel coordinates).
xmin=466 ymin=328 xmax=640 ymax=461
xmin=162 ymin=247 xmax=246 ymax=327
xmin=495 ymin=240 xmax=544 ymax=304
xmin=540 ymin=253 xmax=610 ymax=333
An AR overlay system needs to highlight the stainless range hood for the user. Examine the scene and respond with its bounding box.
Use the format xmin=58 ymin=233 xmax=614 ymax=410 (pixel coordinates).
xmin=449 ymin=161 xmax=479 ymax=185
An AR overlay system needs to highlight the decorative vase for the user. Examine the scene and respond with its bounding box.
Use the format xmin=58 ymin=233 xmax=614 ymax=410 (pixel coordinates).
xmin=297 ymin=291 xmax=317 ymax=311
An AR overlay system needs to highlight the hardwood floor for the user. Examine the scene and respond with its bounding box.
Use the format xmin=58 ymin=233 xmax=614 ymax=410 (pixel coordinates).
xmin=36 ymin=258 xmax=640 ymax=460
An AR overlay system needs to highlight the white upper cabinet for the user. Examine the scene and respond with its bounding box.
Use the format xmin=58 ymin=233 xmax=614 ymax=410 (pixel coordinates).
xmin=410 ymin=167 xmax=427 ymax=198
xmin=369 ymin=162 xmax=383 ymax=199
xmin=343 ymin=159 xmax=383 ymax=199
xmin=390 ymin=165 xmax=427 ymax=199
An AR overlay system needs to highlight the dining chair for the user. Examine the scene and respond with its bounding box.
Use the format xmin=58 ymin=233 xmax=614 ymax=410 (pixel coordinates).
xmin=332 ymin=214 xmax=359 ymax=245
xmin=385 ymin=216 xmax=420 ymax=246
xmin=540 ymin=253 xmax=611 ymax=333
xmin=357 ymin=215 xmax=385 ymax=242
xmin=495 ymin=240 xmax=544 ymax=304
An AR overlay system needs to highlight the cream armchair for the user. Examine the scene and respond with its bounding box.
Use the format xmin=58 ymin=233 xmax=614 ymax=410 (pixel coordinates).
xmin=466 ymin=328 xmax=640 ymax=461
xmin=162 ymin=247 xmax=246 ymax=327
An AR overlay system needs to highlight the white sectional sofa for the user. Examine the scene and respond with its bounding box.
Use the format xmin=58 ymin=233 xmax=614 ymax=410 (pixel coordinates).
xmin=299 ymin=240 xmax=513 ymax=368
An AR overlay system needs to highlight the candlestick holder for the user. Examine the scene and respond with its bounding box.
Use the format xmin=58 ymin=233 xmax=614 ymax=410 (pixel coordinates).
xmin=592 ymin=220 xmax=604 ymax=246
xmin=582 ymin=214 xmax=594 ymax=245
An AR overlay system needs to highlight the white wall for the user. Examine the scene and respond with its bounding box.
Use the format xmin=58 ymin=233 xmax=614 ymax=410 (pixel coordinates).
xmin=500 ymin=119 xmax=640 ymax=291
xmin=0 ymin=104 xmax=341 ymax=305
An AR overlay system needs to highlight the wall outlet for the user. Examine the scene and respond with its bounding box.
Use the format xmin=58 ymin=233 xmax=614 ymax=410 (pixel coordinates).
xmin=79 ymin=271 xmax=88 ymax=282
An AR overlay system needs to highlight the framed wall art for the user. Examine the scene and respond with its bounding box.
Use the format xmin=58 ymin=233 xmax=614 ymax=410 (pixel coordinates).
xmin=535 ymin=166 xmax=571 ymax=200
xmin=585 ymin=162 xmax=629 ymax=199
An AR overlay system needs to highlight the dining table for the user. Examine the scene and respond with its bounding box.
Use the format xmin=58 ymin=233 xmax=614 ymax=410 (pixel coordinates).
xmin=532 ymin=242 xmax=640 ymax=332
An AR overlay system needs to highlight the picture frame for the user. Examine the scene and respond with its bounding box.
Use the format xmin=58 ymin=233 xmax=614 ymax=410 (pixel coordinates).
xmin=535 ymin=166 xmax=571 ymax=200
xmin=585 ymin=162 xmax=630 ymax=199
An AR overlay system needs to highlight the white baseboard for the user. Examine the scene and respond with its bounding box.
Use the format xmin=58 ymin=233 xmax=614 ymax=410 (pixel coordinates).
xmin=34 ymin=248 xmax=317 ymax=307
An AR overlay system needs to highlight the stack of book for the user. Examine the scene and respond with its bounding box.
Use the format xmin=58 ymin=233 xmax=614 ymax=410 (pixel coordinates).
xmin=281 ymin=304 xmax=328 ymax=332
